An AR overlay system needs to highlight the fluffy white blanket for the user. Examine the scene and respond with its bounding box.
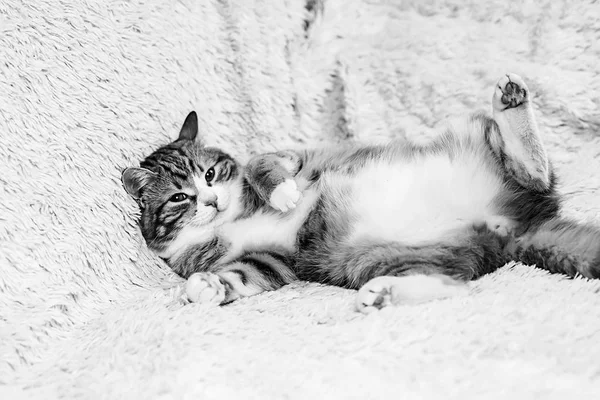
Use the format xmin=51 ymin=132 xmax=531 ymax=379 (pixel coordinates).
xmin=1 ymin=0 xmax=599 ymax=398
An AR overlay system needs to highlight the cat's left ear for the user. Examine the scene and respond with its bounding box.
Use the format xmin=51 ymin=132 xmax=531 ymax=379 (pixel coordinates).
xmin=121 ymin=167 xmax=157 ymax=200
xmin=178 ymin=111 xmax=198 ymax=141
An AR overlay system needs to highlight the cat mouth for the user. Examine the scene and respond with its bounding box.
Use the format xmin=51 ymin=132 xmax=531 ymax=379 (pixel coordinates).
xmin=190 ymin=207 xmax=219 ymax=226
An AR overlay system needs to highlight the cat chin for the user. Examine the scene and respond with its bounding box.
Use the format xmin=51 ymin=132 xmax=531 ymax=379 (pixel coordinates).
xmin=191 ymin=205 xmax=236 ymax=228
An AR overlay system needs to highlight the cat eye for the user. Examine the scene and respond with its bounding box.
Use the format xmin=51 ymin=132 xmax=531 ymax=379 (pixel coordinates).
xmin=169 ymin=193 xmax=188 ymax=203
xmin=205 ymin=167 xmax=215 ymax=183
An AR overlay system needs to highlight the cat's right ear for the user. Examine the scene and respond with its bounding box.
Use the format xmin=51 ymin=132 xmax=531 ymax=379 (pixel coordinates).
xmin=121 ymin=167 xmax=157 ymax=200
xmin=178 ymin=111 xmax=198 ymax=141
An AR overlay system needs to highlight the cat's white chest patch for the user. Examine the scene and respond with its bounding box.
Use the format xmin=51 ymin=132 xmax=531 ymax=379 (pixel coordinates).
xmin=344 ymin=154 xmax=505 ymax=245
xmin=219 ymin=188 xmax=319 ymax=258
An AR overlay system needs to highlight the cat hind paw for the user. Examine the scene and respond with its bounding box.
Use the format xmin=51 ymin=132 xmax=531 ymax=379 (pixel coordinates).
xmin=493 ymin=73 xmax=529 ymax=111
xmin=356 ymin=275 xmax=468 ymax=314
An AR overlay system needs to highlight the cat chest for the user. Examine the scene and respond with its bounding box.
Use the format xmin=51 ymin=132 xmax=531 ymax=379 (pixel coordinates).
xmin=219 ymin=189 xmax=319 ymax=258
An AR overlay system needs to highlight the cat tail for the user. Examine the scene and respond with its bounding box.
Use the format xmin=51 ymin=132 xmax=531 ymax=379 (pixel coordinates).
xmin=507 ymin=218 xmax=600 ymax=279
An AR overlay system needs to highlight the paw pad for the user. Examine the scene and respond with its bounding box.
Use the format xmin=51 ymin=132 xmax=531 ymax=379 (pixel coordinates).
xmin=501 ymin=81 xmax=526 ymax=108
xmin=493 ymin=73 xmax=530 ymax=111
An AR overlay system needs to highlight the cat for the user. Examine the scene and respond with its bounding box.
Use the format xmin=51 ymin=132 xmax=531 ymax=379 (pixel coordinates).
xmin=122 ymin=74 xmax=600 ymax=313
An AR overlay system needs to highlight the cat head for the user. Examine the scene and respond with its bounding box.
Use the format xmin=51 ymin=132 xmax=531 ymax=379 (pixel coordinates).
xmin=122 ymin=111 xmax=243 ymax=258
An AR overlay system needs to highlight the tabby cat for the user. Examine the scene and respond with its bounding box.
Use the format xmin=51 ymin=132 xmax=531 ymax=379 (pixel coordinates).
xmin=122 ymin=74 xmax=600 ymax=313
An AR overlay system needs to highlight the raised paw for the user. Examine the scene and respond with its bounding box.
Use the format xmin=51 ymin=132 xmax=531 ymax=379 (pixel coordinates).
xmin=185 ymin=272 xmax=226 ymax=305
xmin=269 ymin=179 xmax=301 ymax=213
xmin=356 ymin=275 xmax=469 ymax=314
xmin=493 ymin=73 xmax=530 ymax=111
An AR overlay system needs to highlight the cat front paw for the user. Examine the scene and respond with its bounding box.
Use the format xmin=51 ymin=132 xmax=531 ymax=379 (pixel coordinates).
xmin=356 ymin=275 xmax=468 ymax=314
xmin=185 ymin=272 xmax=226 ymax=305
xmin=269 ymin=179 xmax=301 ymax=213
xmin=493 ymin=73 xmax=529 ymax=111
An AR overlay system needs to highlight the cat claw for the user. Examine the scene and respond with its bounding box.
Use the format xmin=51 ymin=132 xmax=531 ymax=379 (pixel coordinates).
xmin=185 ymin=272 xmax=226 ymax=305
xmin=269 ymin=179 xmax=301 ymax=213
xmin=493 ymin=73 xmax=529 ymax=111
xmin=356 ymin=275 xmax=469 ymax=314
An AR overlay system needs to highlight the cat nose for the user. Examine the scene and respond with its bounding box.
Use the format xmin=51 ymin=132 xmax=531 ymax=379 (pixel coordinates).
xmin=204 ymin=199 xmax=217 ymax=208
xmin=198 ymin=192 xmax=218 ymax=208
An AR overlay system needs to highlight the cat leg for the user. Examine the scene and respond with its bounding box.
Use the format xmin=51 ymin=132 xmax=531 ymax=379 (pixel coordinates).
xmin=245 ymin=150 xmax=303 ymax=212
xmin=298 ymin=231 xmax=507 ymax=313
xmin=489 ymin=73 xmax=550 ymax=191
xmin=356 ymin=274 xmax=469 ymax=314
xmin=185 ymin=269 xmax=276 ymax=305
xmin=351 ymin=230 xmax=511 ymax=313
xmin=186 ymin=253 xmax=296 ymax=305
xmin=185 ymin=269 xmax=269 ymax=305
xmin=347 ymin=248 xmax=472 ymax=315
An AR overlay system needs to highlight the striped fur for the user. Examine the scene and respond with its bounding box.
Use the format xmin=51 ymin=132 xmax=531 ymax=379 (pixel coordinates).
xmin=123 ymin=75 xmax=600 ymax=311
xmin=122 ymin=111 xmax=299 ymax=302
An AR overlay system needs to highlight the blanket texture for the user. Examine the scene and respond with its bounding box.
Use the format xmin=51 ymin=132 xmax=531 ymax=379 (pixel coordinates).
xmin=1 ymin=0 xmax=600 ymax=398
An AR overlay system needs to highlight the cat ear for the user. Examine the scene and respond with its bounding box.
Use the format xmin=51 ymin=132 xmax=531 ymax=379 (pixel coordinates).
xmin=178 ymin=111 xmax=198 ymax=141
xmin=121 ymin=167 xmax=157 ymax=199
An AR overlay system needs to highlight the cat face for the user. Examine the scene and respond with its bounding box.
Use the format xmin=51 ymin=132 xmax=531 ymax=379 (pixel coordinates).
xmin=122 ymin=111 xmax=243 ymax=258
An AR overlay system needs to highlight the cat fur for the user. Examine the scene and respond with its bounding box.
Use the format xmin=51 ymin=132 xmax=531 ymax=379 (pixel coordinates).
xmin=122 ymin=74 xmax=600 ymax=312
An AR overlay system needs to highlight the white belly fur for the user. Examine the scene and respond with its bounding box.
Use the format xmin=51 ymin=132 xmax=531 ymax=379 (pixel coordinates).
xmin=337 ymin=152 xmax=505 ymax=245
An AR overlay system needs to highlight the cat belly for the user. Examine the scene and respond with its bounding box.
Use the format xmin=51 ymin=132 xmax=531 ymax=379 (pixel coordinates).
xmin=337 ymin=153 xmax=506 ymax=245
